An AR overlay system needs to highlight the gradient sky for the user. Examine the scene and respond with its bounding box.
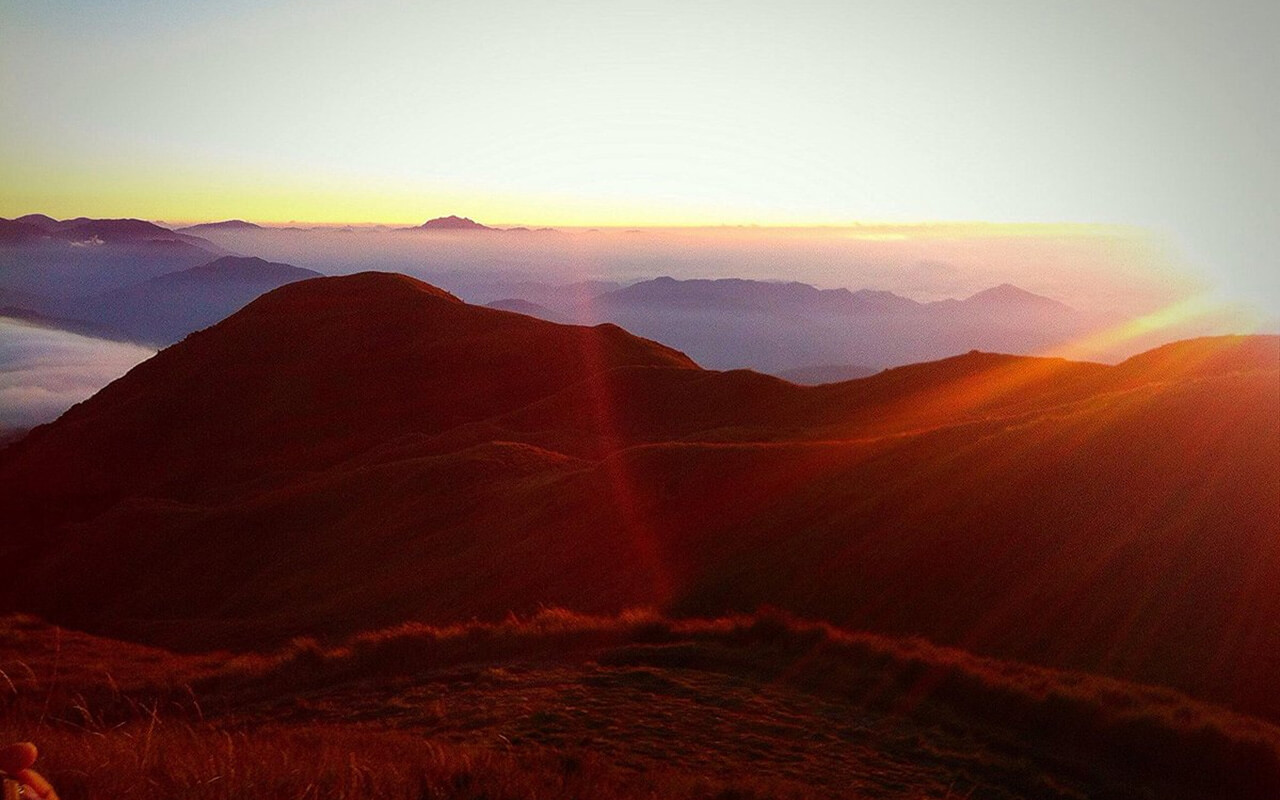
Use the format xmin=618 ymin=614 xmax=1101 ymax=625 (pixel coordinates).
xmin=1 ymin=1 xmax=1277 ymax=309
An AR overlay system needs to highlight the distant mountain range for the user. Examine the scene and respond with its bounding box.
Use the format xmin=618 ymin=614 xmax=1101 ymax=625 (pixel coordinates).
xmin=2 ymin=271 xmax=1274 ymax=730
xmin=173 ymin=219 xmax=264 ymax=234
xmin=72 ymin=256 xmax=322 ymax=345
xmin=0 ymin=216 xmax=320 ymax=346
xmin=502 ymin=275 xmax=1086 ymax=372
xmin=3 ymin=215 xmax=219 ymax=250
xmin=593 ymin=276 xmax=1072 ymax=316
xmin=597 ymin=276 xmax=926 ymax=314
xmin=0 ymin=216 xmax=227 ymax=301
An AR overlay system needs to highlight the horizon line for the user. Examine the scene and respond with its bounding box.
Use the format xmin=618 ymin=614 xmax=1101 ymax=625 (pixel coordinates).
xmin=7 ymin=212 xmax=1152 ymax=236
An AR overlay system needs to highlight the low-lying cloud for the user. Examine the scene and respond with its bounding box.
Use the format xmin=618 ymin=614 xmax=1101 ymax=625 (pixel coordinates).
xmin=0 ymin=317 xmax=153 ymax=431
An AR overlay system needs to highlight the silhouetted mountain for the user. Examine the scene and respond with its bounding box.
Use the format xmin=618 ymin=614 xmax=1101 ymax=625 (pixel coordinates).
xmin=410 ymin=215 xmax=495 ymax=231
xmin=47 ymin=218 xmax=219 ymax=250
xmin=0 ymin=216 xmax=228 ymax=301
xmin=543 ymin=276 xmax=1086 ymax=371
xmin=12 ymin=213 xmax=60 ymax=231
xmin=0 ymin=275 xmax=1274 ymax=729
xmin=0 ymin=219 xmax=47 ymax=244
xmin=960 ymin=282 xmax=1073 ymax=310
xmin=927 ymin=282 xmax=1075 ymax=316
xmin=72 ymin=256 xmax=322 ymax=345
xmin=599 ymin=277 xmax=920 ymax=313
xmin=0 ymin=215 xmax=220 ymax=250
xmin=174 ymin=220 xmax=264 ymax=234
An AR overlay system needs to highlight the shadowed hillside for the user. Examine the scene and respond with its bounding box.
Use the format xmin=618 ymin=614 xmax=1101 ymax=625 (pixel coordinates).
xmin=1 ymin=272 xmax=1276 ymax=728
xmin=4 ymin=610 xmax=1277 ymax=799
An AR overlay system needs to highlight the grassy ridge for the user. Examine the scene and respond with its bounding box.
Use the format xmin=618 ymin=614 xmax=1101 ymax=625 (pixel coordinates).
xmin=203 ymin=609 xmax=1280 ymax=797
xmin=2 ymin=610 xmax=1277 ymax=799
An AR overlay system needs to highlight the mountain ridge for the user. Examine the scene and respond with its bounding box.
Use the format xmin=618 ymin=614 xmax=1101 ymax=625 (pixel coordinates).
xmin=409 ymin=215 xmax=495 ymax=231
xmin=0 ymin=273 xmax=1274 ymax=725
xmin=73 ymin=255 xmax=324 ymax=345
xmin=173 ymin=219 xmax=264 ymax=234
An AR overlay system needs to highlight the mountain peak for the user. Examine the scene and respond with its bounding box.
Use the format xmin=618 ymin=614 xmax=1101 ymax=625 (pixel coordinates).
xmin=247 ymin=270 xmax=463 ymax=310
xmin=174 ymin=219 xmax=264 ymax=233
xmin=963 ymin=283 xmax=1072 ymax=311
xmin=13 ymin=213 xmax=60 ymax=231
xmin=0 ymin=270 xmax=697 ymax=522
xmin=416 ymin=215 xmax=494 ymax=231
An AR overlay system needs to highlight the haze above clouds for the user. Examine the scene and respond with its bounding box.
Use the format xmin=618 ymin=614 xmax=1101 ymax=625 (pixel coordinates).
xmin=2 ymin=1 xmax=1276 ymax=315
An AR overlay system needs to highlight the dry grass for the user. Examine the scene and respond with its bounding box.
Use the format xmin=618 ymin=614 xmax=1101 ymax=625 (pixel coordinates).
xmin=0 ymin=716 xmax=827 ymax=800
xmin=3 ymin=610 xmax=1278 ymax=799
xmin=199 ymin=608 xmax=1280 ymax=798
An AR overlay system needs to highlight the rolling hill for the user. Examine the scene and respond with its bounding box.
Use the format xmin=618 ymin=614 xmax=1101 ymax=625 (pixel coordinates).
xmin=1 ymin=272 xmax=1276 ymax=729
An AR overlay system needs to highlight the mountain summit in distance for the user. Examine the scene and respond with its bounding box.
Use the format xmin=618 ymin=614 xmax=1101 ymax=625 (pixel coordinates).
xmin=412 ymin=214 xmax=495 ymax=230
xmin=957 ymin=282 xmax=1075 ymax=312
xmin=173 ymin=219 xmax=265 ymax=234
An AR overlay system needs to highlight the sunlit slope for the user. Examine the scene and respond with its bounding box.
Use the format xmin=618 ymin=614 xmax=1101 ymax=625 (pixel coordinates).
xmin=0 ymin=273 xmax=1275 ymax=722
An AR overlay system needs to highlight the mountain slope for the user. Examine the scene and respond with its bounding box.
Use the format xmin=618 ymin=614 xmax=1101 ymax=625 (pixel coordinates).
xmin=1 ymin=274 xmax=1275 ymax=725
xmin=0 ymin=272 xmax=697 ymax=523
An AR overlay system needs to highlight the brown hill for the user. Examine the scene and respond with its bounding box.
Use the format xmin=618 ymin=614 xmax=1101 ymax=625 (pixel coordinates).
xmin=1 ymin=272 xmax=1276 ymax=724
xmin=0 ymin=272 xmax=695 ymax=524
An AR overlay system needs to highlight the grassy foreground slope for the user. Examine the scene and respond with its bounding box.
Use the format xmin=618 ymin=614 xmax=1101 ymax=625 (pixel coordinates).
xmin=3 ymin=611 xmax=1277 ymax=800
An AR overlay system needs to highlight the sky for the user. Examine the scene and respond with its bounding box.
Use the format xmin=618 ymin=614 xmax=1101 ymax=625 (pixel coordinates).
xmin=1 ymin=0 xmax=1277 ymax=311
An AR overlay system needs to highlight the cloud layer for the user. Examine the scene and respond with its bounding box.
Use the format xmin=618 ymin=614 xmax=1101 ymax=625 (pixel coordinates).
xmin=0 ymin=317 xmax=153 ymax=430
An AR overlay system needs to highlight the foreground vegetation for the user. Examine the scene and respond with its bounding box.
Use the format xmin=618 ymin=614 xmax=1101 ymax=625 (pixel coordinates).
xmin=2 ymin=610 xmax=1277 ymax=799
